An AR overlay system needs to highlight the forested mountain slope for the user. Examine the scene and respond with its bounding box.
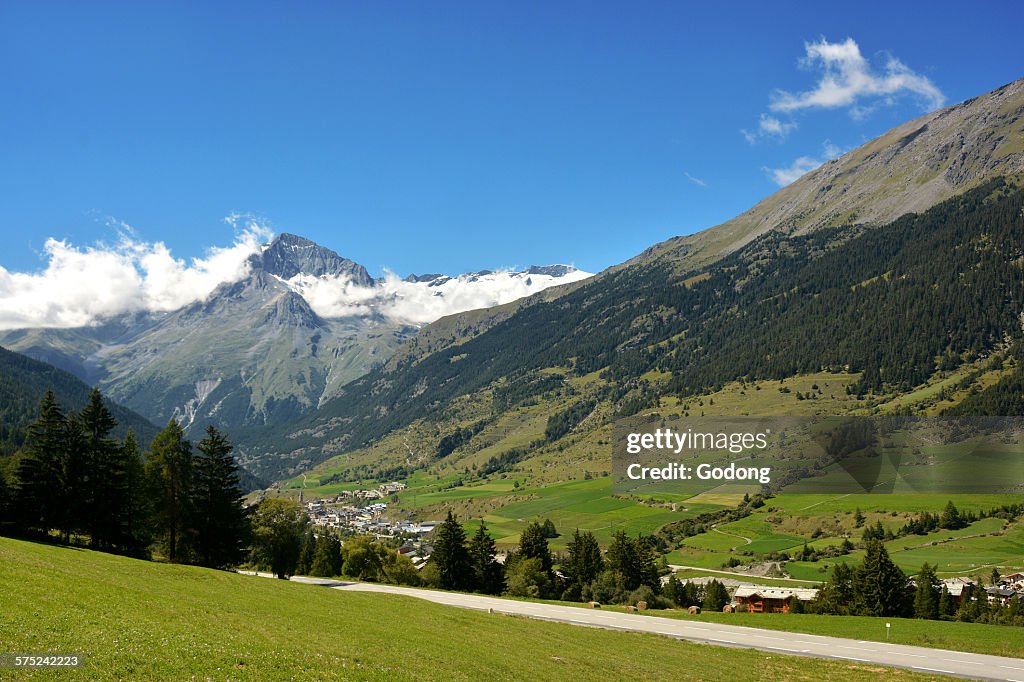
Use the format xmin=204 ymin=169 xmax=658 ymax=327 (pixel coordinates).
xmin=244 ymin=177 xmax=1024 ymax=480
xmin=0 ymin=346 xmax=159 ymax=458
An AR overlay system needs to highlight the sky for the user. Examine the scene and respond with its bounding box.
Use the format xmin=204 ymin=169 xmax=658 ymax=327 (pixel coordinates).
xmin=1 ymin=1 xmax=1022 ymax=326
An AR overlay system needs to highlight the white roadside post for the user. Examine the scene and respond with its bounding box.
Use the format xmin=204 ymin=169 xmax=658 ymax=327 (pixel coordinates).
xmin=885 ymin=622 xmax=891 ymax=641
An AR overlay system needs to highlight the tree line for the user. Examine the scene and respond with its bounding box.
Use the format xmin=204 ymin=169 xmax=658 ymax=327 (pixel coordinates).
xmin=1 ymin=388 xmax=247 ymax=568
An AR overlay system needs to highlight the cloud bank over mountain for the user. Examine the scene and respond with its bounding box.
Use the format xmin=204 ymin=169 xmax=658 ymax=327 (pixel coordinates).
xmin=282 ymin=267 xmax=592 ymax=326
xmin=0 ymin=225 xmax=590 ymax=330
xmin=0 ymin=223 xmax=271 ymax=329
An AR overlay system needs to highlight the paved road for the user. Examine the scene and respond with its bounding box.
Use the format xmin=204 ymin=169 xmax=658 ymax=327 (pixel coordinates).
xmin=242 ymin=573 xmax=1024 ymax=680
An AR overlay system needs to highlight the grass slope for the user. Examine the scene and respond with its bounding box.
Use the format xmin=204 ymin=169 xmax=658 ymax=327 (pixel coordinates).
xmin=0 ymin=537 xmax=946 ymax=681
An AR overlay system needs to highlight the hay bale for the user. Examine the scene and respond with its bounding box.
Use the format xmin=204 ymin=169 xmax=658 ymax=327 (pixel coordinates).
xmin=636 ymin=601 xmax=648 ymax=610
xmin=722 ymin=604 xmax=734 ymax=613
xmin=625 ymin=605 xmax=637 ymax=612
xmin=587 ymin=601 xmax=601 ymax=609
xmin=687 ymin=605 xmax=701 ymax=615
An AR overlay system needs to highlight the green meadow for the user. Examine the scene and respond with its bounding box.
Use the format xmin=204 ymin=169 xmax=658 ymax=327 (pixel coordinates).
xmin=0 ymin=537 xmax=946 ymax=682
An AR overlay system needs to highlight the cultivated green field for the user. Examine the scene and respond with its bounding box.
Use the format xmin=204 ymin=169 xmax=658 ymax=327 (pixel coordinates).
xmin=665 ymin=492 xmax=1024 ymax=581
xmin=472 ymin=478 xmax=718 ymax=549
xmin=0 ymin=537 xmax=945 ymax=681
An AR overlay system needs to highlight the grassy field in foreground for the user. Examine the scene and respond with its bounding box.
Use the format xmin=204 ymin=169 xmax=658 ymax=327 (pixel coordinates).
xmin=0 ymin=537 xmax=946 ymax=681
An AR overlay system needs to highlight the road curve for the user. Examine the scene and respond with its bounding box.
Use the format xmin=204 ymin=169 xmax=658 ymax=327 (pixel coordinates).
xmin=243 ymin=573 xmax=1024 ymax=681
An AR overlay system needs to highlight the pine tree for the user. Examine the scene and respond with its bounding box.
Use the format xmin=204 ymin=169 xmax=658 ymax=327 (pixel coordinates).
xmin=565 ymin=529 xmax=604 ymax=592
xmin=0 ymin=468 xmax=8 ymax=525
xmin=59 ymin=416 xmax=87 ymax=542
xmin=468 ymin=521 xmax=503 ymax=594
xmin=146 ymin=420 xmax=193 ymax=562
xmin=938 ymin=585 xmax=954 ymax=618
xmin=15 ymin=390 xmax=68 ymax=537
xmin=605 ymin=531 xmax=659 ymax=592
xmin=703 ymin=579 xmax=729 ymax=611
xmin=854 ymin=540 xmax=910 ymax=617
xmin=664 ymin=574 xmax=684 ymax=606
xmin=119 ymin=430 xmax=152 ymax=555
xmin=191 ymin=425 xmax=247 ymax=568
xmin=518 ymin=521 xmax=554 ymax=577
xmin=914 ymin=563 xmax=940 ymax=620
xmin=78 ymin=389 xmax=122 ymax=550
xmin=939 ymin=501 xmax=963 ymax=530
xmin=431 ymin=511 xmax=472 ymax=590
xmin=812 ymin=562 xmax=855 ymax=615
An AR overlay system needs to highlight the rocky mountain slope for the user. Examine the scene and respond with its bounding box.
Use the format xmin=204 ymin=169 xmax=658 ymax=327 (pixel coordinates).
xmin=0 ymin=234 xmax=588 ymax=435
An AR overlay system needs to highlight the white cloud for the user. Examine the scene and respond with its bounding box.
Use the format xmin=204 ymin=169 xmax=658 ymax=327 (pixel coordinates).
xmin=770 ymin=37 xmax=945 ymax=115
xmin=0 ymin=220 xmax=272 ymax=330
xmin=282 ymin=268 xmax=593 ymax=326
xmin=0 ymin=218 xmax=591 ymax=330
xmin=741 ymin=114 xmax=798 ymax=143
xmin=683 ymin=171 xmax=707 ymax=187
xmin=763 ymin=141 xmax=845 ymax=187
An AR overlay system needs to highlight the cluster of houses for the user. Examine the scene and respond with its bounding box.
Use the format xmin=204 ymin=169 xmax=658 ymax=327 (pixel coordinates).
xmin=397 ymin=540 xmax=434 ymax=570
xmin=671 ymin=575 xmax=990 ymax=614
xmin=986 ymin=573 xmax=1024 ymax=606
xmin=298 ymin=481 xmax=439 ymax=537
xmin=731 ymin=586 xmax=819 ymax=613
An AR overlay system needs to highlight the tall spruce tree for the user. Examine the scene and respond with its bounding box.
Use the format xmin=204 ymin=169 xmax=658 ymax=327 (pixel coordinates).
xmin=518 ymin=521 xmax=553 ymax=576
xmin=938 ymin=585 xmax=954 ymax=618
xmin=606 ymin=531 xmax=659 ymax=592
xmin=939 ymin=501 xmax=963 ymax=530
xmin=146 ymin=420 xmax=193 ymax=562
xmin=565 ymin=529 xmax=604 ymax=593
xmin=468 ymin=521 xmax=503 ymax=595
xmin=914 ymin=563 xmax=940 ymax=620
xmin=15 ymin=390 xmax=67 ymax=536
xmin=431 ymin=511 xmax=472 ymax=590
xmin=191 ymin=425 xmax=247 ymax=568
xmin=854 ymin=540 xmax=911 ymax=617
xmin=78 ymin=389 xmax=122 ymax=550
xmin=812 ymin=562 xmax=855 ymax=615
xmin=703 ymin=580 xmax=729 ymax=611
xmin=59 ymin=416 xmax=87 ymax=542
xmin=119 ymin=430 xmax=152 ymax=555
xmin=0 ymin=468 xmax=8 ymax=525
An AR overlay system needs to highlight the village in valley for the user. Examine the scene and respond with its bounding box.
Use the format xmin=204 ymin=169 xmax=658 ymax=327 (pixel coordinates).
xmin=294 ymin=481 xmax=440 ymax=568
xmin=281 ymin=478 xmax=1024 ymax=616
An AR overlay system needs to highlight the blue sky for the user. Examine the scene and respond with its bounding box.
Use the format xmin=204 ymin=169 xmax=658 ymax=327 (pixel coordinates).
xmin=1 ymin=1 xmax=1021 ymax=279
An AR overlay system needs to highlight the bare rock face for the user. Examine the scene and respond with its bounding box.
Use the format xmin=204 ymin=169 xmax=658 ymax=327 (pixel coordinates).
xmin=254 ymin=233 xmax=374 ymax=285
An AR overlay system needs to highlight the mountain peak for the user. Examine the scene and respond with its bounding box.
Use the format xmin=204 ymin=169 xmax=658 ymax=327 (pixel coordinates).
xmin=525 ymin=264 xmax=578 ymax=277
xmin=252 ymin=233 xmax=373 ymax=285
